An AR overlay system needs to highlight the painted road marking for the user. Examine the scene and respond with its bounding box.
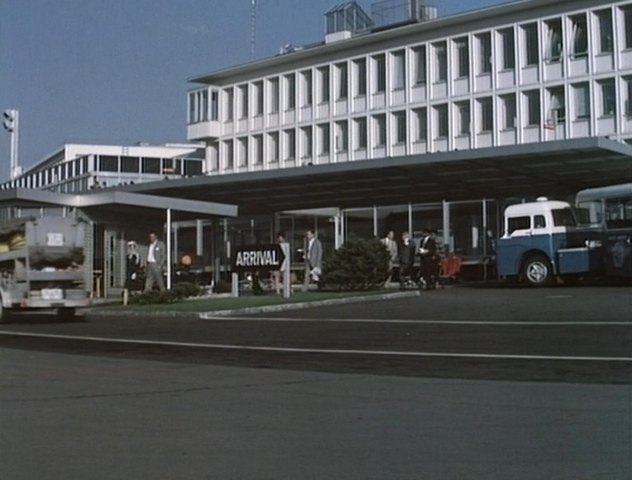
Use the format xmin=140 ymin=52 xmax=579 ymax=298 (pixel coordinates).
xmin=199 ymin=315 xmax=632 ymax=326
xmin=1 ymin=331 xmax=631 ymax=363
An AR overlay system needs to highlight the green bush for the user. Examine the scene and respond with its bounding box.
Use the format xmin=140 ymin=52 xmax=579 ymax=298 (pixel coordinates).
xmin=321 ymin=236 xmax=390 ymax=291
xmin=128 ymin=281 xmax=203 ymax=305
xmin=172 ymin=281 xmax=204 ymax=298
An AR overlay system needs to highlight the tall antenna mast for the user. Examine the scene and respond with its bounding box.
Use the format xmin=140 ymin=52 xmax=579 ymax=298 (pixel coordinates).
xmin=250 ymin=0 xmax=257 ymax=59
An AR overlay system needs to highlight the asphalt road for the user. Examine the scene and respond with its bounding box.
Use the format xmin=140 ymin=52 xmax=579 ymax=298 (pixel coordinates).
xmin=1 ymin=285 xmax=631 ymax=479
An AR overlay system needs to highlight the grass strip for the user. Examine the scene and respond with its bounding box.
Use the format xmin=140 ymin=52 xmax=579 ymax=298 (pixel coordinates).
xmin=101 ymin=290 xmax=391 ymax=313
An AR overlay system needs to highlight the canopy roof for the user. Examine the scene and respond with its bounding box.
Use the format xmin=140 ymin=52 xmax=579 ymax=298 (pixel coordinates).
xmin=123 ymin=138 xmax=632 ymax=214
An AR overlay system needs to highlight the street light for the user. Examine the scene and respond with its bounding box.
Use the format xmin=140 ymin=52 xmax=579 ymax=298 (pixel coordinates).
xmin=2 ymin=110 xmax=15 ymax=133
xmin=2 ymin=109 xmax=20 ymax=180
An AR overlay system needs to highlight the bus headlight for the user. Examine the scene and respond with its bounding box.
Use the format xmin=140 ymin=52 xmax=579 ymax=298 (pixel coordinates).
xmin=585 ymin=240 xmax=602 ymax=249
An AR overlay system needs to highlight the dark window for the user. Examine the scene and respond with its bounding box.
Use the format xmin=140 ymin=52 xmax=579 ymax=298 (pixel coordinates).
xmin=413 ymin=46 xmax=426 ymax=84
xmin=455 ymin=38 xmax=469 ymax=77
xmin=286 ymin=74 xmax=296 ymax=109
xmin=184 ymin=160 xmax=203 ymax=176
xmin=435 ymin=42 xmax=447 ymax=81
xmin=601 ymin=79 xmax=616 ymax=116
xmin=526 ymin=90 xmax=540 ymax=126
xmin=336 ymin=63 xmax=348 ymax=100
xmin=121 ymin=156 xmax=139 ymax=173
xmin=210 ymin=91 xmax=219 ymax=120
xmin=162 ymin=158 xmax=181 ymax=174
xmin=596 ymin=9 xmax=613 ymax=53
xmin=508 ymin=216 xmax=530 ymax=234
xmin=375 ymin=55 xmax=386 ymax=92
xmin=534 ymin=215 xmax=546 ymax=229
xmin=524 ymin=23 xmax=539 ymax=65
xmin=355 ymin=59 xmax=367 ymax=96
xmin=500 ymin=29 xmax=515 ymax=69
xmin=436 ymin=104 xmax=448 ymax=138
xmin=546 ymin=19 xmax=563 ymax=61
xmin=355 ymin=118 xmax=367 ymax=149
xmin=98 ymin=155 xmax=118 ymax=172
xmin=552 ymin=208 xmax=577 ymax=227
xmin=624 ymin=5 xmax=632 ymax=49
xmin=479 ymin=33 xmax=491 ymax=73
xmin=480 ymin=97 xmax=493 ymax=131
xmin=394 ymin=112 xmax=406 ymax=143
xmin=320 ymin=67 xmax=330 ymax=103
xmin=254 ymin=81 xmax=264 ymax=116
xmin=571 ymin=15 xmax=588 ymax=56
xmin=142 ymin=157 xmax=161 ymax=174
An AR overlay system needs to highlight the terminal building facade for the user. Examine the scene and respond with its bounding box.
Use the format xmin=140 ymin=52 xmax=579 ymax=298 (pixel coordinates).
xmin=3 ymin=0 xmax=632 ymax=293
xmin=177 ymin=0 xmax=632 ymax=269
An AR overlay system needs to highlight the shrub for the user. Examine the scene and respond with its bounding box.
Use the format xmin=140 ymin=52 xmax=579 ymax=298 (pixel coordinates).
xmin=321 ymin=236 xmax=390 ymax=291
xmin=128 ymin=281 xmax=203 ymax=305
xmin=172 ymin=281 xmax=204 ymax=298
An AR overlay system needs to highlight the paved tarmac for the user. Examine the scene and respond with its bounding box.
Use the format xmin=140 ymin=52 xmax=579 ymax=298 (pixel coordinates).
xmin=1 ymin=285 xmax=631 ymax=479
xmin=1 ymin=348 xmax=630 ymax=480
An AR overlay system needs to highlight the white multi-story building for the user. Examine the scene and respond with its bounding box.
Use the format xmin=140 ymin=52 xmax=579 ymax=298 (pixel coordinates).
xmin=1 ymin=143 xmax=205 ymax=193
xmin=187 ymin=0 xmax=632 ymax=174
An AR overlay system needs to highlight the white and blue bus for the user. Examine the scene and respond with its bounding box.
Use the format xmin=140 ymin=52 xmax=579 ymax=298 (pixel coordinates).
xmin=496 ymin=183 xmax=632 ymax=286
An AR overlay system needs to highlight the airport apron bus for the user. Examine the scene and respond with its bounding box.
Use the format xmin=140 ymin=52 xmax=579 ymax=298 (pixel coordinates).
xmin=575 ymin=182 xmax=632 ymax=278
xmin=495 ymin=183 xmax=632 ymax=285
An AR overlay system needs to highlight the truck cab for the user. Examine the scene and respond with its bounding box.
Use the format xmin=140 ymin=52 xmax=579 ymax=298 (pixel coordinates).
xmin=496 ymin=198 xmax=603 ymax=286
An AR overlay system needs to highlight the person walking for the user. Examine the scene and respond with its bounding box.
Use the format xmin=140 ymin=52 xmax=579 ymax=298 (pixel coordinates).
xmin=381 ymin=230 xmax=399 ymax=284
xmin=144 ymin=231 xmax=166 ymax=292
xmin=419 ymin=228 xmax=439 ymax=290
xmin=398 ymin=231 xmax=416 ymax=289
xmin=125 ymin=240 xmax=141 ymax=291
xmin=303 ymin=229 xmax=322 ymax=290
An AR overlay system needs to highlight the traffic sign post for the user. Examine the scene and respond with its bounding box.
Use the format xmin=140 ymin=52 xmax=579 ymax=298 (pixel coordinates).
xmin=231 ymin=244 xmax=289 ymax=298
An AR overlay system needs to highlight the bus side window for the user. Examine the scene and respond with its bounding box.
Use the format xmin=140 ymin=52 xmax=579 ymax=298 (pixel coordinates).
xmin=534 ymin=215 xmax=546 ymax=229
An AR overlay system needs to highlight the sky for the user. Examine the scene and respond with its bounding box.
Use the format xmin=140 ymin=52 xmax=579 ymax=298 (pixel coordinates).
xmin=0 ymin=0 xmax=511 ymax=181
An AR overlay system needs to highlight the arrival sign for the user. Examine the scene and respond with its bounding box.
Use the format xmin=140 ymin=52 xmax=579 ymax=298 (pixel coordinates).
xmin=232 ymin=244 xmax=286 ymax=272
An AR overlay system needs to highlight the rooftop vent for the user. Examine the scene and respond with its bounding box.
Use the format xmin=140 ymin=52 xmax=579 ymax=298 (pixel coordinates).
xmin=370 ymin=0 xmax=437 ymax=29
xmin=324 ymin=1 xmax=374 ymax=43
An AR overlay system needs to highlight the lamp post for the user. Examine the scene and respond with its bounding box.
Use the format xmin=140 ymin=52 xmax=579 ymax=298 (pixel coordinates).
xmin=2 ymin=109 xmax=20 ymax=180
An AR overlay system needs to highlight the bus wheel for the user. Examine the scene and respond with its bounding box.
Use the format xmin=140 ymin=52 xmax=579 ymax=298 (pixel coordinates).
xmin=522 ymin=255 xmax=553 ymax=287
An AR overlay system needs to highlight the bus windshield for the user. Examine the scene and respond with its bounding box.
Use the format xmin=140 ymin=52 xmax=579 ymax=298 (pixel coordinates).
xmin=576 ymin=200 xmax=602 ymax=227
xmin=605 ymin=197 xmax=632 ymax=229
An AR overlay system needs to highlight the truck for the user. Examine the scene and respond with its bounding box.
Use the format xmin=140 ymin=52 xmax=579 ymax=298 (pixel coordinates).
xmin=0 ymin=216 xmax=90 ymax=321
xmin=496 ymin=183 xmax=632 ymax=286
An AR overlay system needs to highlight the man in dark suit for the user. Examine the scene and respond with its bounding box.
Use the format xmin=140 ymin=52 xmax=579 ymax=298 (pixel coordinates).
xmin=419 ymin=228 xmax=438 ymax=290
xmin=144 ymin=231 xmax=167 ymax=292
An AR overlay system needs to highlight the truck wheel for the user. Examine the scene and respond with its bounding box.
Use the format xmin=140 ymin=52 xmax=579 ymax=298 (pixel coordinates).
xmin=57 ymin=307 xmax=76 ymax=321
xmin=522 ymin=255 xmax=553 ymax=287
xmin=0 ymin=303 xmax=13 ymax=323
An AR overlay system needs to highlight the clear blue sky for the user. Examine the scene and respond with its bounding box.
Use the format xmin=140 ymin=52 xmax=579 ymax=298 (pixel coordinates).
xmin=0 ymin=0 xmax=510 ymax=180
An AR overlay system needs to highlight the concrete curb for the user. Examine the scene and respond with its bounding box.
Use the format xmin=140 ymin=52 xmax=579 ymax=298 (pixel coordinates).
xmin=85 ymin=290 xmax=420 ymax=320
xmin=198 ymin=290 xmax=420 ymax=319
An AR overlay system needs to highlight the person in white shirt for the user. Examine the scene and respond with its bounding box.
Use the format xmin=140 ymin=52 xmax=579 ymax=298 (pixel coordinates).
xmin=144 ymin=231 xmax=166 ymax=292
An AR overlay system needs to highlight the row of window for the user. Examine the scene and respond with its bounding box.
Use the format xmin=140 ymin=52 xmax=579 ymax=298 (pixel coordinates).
xmin=4 ymin=155 xmax=205 ymax=191
xmin=188 ymin=3 xmax=632 ymax=127
xmin=210 ymin=76 xmax=632 ymax=170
